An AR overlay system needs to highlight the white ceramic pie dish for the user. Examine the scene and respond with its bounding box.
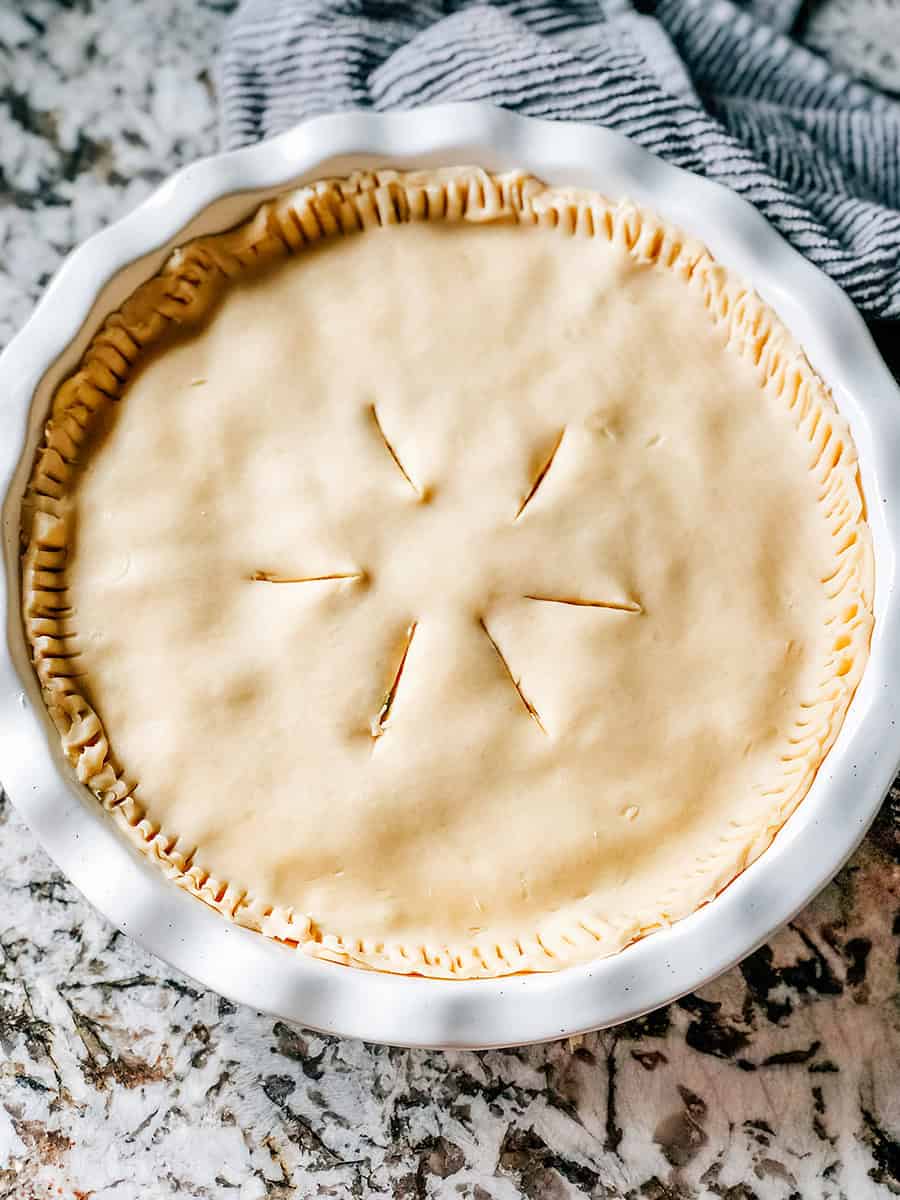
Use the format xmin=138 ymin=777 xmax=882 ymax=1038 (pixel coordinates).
xmin=1 ymin=104 xmax=898 ymax=1048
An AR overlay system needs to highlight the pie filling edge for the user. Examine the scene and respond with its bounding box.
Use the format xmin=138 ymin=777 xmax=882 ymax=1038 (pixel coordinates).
xmin=21 ymin=167 xmax=874 ymax=979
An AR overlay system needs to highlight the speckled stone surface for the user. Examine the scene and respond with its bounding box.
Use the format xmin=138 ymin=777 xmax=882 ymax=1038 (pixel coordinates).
xmin=0 ymin=2 xmax=898 ymax=1197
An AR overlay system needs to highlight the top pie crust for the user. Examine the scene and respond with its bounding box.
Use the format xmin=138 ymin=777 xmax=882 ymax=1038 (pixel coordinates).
xmin=22 ymin=167 xmax=873 ymax=979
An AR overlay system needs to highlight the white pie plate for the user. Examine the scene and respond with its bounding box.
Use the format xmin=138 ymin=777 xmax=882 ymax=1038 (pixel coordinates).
xmin=1 ymin=104 xmax=898 ymax=1048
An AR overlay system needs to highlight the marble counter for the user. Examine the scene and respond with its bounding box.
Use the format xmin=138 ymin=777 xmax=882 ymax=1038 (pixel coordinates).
xmin=0 ymin=2 xmax=898 ymax=1197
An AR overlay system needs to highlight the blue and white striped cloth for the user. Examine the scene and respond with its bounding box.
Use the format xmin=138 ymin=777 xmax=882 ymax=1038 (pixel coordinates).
xmin=220 ymin=0 xmax=900 ymax=322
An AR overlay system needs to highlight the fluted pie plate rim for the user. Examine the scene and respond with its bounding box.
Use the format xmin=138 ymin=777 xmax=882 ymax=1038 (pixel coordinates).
xmin=0 ymin=104 xmax=897 ymax=1047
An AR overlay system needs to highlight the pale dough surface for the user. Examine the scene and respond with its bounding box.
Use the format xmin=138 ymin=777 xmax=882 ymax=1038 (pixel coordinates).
xmin=24 ymin=172 xmax=873 ymax=977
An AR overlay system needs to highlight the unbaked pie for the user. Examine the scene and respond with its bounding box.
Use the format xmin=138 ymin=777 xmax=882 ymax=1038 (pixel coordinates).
xmin=22 ymin=168 xmax=874 ymax=978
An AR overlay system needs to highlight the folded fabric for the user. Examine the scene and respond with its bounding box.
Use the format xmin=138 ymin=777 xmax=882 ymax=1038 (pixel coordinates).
xmin=220 ymin=0 xmax=900 ymax=320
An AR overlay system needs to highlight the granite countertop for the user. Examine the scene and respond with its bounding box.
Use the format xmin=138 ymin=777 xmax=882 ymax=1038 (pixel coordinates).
xmin=1 ymin=2 xmax=898 ymax=1197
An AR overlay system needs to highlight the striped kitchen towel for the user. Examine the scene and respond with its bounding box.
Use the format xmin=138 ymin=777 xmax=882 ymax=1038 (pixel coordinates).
xmin=220 ymin=0 xmax=900 ymax=321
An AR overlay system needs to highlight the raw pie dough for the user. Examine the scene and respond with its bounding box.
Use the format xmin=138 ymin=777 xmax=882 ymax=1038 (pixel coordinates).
xmin=23 ymin=168 xmax=874 ymax=978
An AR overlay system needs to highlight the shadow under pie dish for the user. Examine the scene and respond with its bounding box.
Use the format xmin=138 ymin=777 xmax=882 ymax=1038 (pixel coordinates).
xmin=21 ymin=166 xmax=873 ymax=981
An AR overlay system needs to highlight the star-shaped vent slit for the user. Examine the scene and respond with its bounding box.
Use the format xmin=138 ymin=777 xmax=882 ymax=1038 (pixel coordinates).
xmin=248 ymin=416 xmax=643 ymax=740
